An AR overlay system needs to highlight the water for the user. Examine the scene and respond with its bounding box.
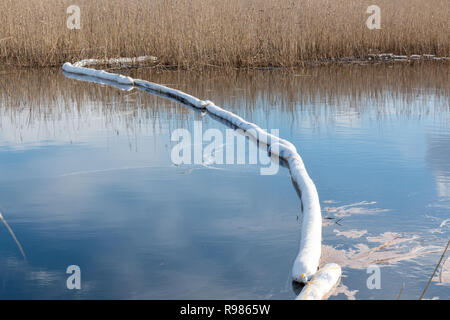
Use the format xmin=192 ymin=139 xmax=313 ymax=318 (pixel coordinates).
xmin=0 ymin=63 xmax=449 ymax=299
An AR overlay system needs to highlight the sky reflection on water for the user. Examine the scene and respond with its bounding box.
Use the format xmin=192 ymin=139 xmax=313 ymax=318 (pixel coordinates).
xmin=0 ymin=63 xmax=449 ymax=299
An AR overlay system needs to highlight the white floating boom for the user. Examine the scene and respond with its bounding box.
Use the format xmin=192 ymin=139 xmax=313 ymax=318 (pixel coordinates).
xmin=62 ymin=57 xmax=341 ymax=300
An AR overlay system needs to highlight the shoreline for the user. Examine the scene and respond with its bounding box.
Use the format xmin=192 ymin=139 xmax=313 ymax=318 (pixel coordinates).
xmin=2 ymin=54 xmax=449 ymax=71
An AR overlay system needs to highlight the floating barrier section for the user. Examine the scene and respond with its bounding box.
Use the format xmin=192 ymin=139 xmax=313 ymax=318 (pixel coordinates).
xmin=62 ymin=57 xmax=341 ymax=300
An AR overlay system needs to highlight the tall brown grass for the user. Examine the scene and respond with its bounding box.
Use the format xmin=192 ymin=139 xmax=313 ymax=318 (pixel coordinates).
xmin=0 ymin=0 xmax=448 ymax=68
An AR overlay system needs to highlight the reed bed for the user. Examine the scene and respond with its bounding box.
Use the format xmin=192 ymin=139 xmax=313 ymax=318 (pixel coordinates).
xmin=0 ymin=0 xmax=448 ymax=68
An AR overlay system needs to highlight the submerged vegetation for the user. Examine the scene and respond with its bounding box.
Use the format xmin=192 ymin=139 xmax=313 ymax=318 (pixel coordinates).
xmin=0 ymin=0 xmax=448 ymax=68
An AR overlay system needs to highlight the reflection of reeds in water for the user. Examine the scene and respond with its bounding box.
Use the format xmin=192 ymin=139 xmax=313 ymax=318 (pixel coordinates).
xmin=0 ymin=0 xmax=448 ymax=67
xmin=0 ymin=63 xmax=448 ymax=145
xmin=0 ymin=211 xmax=27 ymax=260
xmin=0 ymin=68 xmax=195 ymax=145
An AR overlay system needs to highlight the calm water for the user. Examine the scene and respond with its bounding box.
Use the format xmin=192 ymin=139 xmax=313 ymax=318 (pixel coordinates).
xmin=0 ymin=63 xmax=449 ymax=299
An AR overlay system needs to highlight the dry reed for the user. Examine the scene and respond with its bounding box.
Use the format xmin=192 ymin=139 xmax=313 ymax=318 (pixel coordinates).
xmin=0 ymin=0 xmax=448 ymax=68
